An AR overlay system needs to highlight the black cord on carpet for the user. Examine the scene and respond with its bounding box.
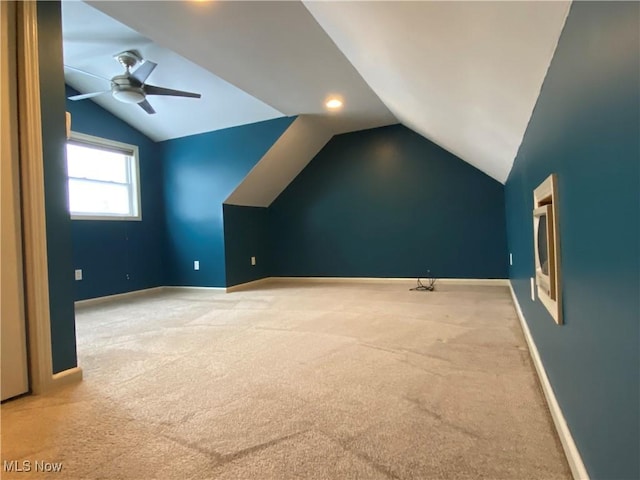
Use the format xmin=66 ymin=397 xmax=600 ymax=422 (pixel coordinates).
xmin=410 ymin=273 xmax=436 ymax=292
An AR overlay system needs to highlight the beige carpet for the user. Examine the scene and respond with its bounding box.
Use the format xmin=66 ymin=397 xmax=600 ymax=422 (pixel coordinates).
xmin=1 ymin=280 xmax=570 ymax=479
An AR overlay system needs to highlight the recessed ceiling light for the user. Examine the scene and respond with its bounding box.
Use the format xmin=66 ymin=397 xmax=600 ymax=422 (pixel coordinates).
xmin=325 ymin=98 xmax=343 ymax=110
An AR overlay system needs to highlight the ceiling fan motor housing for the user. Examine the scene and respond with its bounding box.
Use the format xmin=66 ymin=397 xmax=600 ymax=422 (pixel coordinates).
xmin=111 ymin=74 xmax=145 ymax=104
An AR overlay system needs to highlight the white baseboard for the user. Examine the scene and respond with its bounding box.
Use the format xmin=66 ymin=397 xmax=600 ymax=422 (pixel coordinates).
xmin=509 ymin=284 xmax=589 ymax=480
xmin=75 ymin=286 xmax=232 ymax=308
xmin=74 ymin=286 xmax=165 ymax=308
xmin=163 ymin=286 xmax=226 ymax=292
xmin=49 ymin=366 xmax=83 ymax=391
xmin=433 ymin=278 xmax=508 ymax=286
xmin=74 ymin=278 xmax=508 ymax=306
xmin=271 ymin=276 xmax=508 ymax=286
xmin=226 ymin=277 xmax=273 ymax=293
xmin=273 ymin=276 xmax=412 ymax=285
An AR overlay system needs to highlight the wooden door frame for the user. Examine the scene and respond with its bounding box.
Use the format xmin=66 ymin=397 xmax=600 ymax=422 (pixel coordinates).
xmin=1 ymin=0 xmax=29 ymax=400
xmin=16 ymin=0 xmax=82 ymax=394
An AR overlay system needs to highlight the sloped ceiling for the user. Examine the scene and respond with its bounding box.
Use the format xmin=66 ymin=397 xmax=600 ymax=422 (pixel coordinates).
xmin=62 ymin=1 xmax=284 ymax=141
xmin=64 ymin=0 xmax=570 ymax=183
xmin=226 ymin=115 xmax=334 ymax=207
xmin=304 ymin=1 xmax=571 ymax=182
xmin=81 ymin=0 xmax=396 ymax=136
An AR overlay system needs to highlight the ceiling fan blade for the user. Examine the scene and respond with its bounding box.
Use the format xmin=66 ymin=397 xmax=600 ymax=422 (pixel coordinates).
xmin=64 ymin=65 xmax=111 ymax=82
xmin=144 ymin=84 xmax=201 ymax=98
xmin=68 ymin=91 xmax=110 ymax=101
xmin=130 ymin=60 xmax=157 ymax=84
xmin=138 ymin=99 xmax=156 ymax=115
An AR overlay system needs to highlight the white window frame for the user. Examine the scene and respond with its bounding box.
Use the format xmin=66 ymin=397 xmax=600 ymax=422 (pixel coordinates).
xmin=66 ymin=131 xmax=142 ymax=221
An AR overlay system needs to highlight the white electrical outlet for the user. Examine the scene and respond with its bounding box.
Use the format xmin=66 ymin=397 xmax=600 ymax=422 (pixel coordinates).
xmin=75 ymin=269 xmax=82 ymax=281
xmin=530 ymin=277 xmax=536 ymax=301
xmin=509 ymin=253 xmax=513 ymax=266
xmin=251 ymin=256 xmax=256 ymax=266
xmin=194 ymin=260 xmax=200 ymax=271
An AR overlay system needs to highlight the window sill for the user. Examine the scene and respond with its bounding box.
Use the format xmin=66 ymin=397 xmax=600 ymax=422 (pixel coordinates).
xmin=70 ymin=215 xmax=142 ymax=222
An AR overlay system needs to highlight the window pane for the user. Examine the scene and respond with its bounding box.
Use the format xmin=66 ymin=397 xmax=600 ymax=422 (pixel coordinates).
xmin=68 ymin=179 xmax=131 ymax=215
xmin=66 ymin=134 xmax=140 ymax=219
xmin=66 ymin=143 xmax=129 ymax=183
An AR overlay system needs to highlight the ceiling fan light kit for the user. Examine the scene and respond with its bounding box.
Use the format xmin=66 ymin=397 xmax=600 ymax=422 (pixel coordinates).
xmin=65 ymin=50 xmax=201 ymax=114
xmin=111 ymin=87 xmax=145 ymax=104
xmin=111 ymin=73 xmax=145 ymax=104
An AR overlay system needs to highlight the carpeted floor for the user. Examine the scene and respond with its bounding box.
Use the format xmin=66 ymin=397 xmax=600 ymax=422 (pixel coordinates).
xmin=1 ymin=280 xmax=570 ymax=479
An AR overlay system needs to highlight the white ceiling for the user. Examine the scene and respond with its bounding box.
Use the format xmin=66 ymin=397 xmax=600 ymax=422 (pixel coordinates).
xmin=226 ymin=115 xmax=334 ymax=207
xmin=62 ymin=1 xmax=284 ymax=141
xmin=62 ymin=0 xmax=570 ymax=183
xmin=304 ymin=1 xmax=571 ymax=183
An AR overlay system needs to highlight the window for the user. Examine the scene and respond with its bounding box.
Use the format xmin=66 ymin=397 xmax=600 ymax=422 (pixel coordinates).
xmin=66 ymin=132 xmax=141 ymax=220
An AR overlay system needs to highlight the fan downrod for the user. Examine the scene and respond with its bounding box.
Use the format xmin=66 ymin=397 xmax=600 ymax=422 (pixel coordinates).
xmin=114 ymin=50 xmax=142 ymax=72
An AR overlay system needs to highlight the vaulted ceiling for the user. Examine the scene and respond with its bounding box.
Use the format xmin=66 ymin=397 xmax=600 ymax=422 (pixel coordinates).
xmin=62 ymin=1 xmax=570 ymax=184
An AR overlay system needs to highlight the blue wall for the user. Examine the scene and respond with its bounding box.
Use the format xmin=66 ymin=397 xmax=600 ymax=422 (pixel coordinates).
xmin=505 ymin=3 xmax=639 ymax=479
xmin=269 ymin=124 xmax=508 ymax=279
xmin=223 ymin=205 xmax=270 ymax=287
xmin=161 ymin=117 xmax=294 ymax=287
xmin=65 ymin=86 xmax=165 ymax=300
xmin=37 ymin=1 xmax=77 ymax=373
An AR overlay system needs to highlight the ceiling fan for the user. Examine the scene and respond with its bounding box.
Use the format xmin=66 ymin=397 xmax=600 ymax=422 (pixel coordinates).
xmin=65 ymin=50 xmax=201 ymax=115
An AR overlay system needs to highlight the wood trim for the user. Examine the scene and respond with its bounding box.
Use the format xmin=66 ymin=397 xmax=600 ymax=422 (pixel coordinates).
xmin=76 ymin=286 xmax=222 ymax=310
xmin=65 ymin=111 xmax=71 ymax=139
xmin=16 ymin=2 xmax=83 ymax=393
xmin=267 ymin=277 xmax=509 ymax=286
xmin=426 ymin=278 xmax=508 ymax=286
xmin=17 ymin=0 xmax=54 ymax=394
xmin=509 ymin=284 xmax=589 ymax=480
xmin=50 ymin=367 xmax=83 ymax=390
xmin=163 ymin=286 xmax=226 ymax=292
xmin=74 ymin=287 xmax=165 ymax=308
xmin=226 ymin=277 xmax=273 ymax=293
xmin=551 ymin=174 xmax=562 ymax=321
xmin=72 ymin=278 xmax=509 ymax=305
xmin=1 ymin=0 xmax=30 ymax=401
xmin=533 ymin=173 xmax=562 ymax=324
